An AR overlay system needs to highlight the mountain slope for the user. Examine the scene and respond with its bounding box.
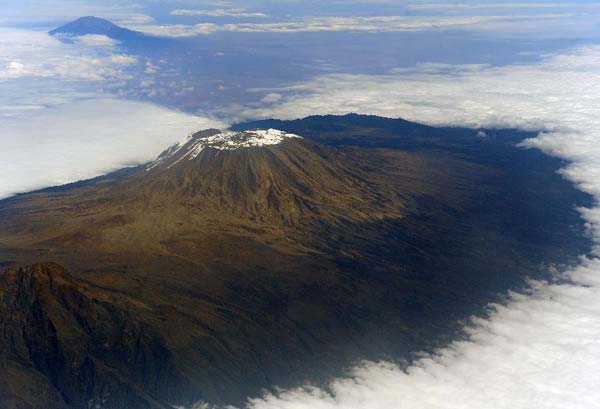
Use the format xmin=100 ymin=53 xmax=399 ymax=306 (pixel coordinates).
xmin=0 ymin=130 xmax=428 ymax=258
xmin=0 ymin=128 xmax=476 ymax=407
xmin=0 ymin=118 xmax=592 ymax=408
xmin=0 ymin=263 xmax=185 ymax=409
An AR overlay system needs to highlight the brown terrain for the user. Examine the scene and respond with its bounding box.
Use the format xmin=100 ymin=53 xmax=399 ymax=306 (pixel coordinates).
xmin=0 ymin=119 xmax=590 ymax=409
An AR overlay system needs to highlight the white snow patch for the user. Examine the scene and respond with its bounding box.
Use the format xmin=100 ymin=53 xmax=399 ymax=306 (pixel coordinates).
xmin=147 ymin=128 xmax=301 ymax=170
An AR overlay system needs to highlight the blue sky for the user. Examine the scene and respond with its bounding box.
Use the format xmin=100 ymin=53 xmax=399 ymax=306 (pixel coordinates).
xmin=2 ymin=2 xmax=600 ymax=408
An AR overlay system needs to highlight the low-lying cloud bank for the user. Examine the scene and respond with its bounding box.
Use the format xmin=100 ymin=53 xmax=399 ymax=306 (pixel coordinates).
xmin=0 ymin=99 xmax=223 ymax=199
xmin=200 ymin=46 xmax=600 ymax=409
xmin=240 ymin=45 xmax=600 ymax=132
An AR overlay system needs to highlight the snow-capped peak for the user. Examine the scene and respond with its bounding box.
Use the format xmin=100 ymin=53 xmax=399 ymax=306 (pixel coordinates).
xmin=147 ymin=129 xmax=302 ymax=171
xmin=195 ymin=129 xmax=301 ymax=150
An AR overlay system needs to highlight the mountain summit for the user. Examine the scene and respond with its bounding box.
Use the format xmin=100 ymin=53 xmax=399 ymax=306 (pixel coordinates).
xmin=49 ymin=16 xmax=145 ymax=41
xmin=147 ymin=128 xmax=302 ymax=171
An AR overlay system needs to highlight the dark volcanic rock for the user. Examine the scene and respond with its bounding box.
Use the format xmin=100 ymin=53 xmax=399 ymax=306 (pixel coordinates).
xmin=0 ymin=263 xmax=187 ymax=409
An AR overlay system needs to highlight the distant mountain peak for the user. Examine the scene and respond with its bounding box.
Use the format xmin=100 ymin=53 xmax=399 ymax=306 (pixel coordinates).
xmin=61 ymin=16 xmax=119 ymax=29
xmin=147 ymin=128 xmax=302 ymax=171
xmin=49 ymin=16 xmax=143 ymax=41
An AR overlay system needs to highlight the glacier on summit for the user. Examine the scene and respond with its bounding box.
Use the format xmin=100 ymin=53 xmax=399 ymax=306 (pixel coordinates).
xmin=147 ymin=128 xmax=302 ymax=171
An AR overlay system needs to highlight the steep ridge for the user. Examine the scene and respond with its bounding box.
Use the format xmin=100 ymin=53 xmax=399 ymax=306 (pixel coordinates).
xmin=0 ymin=263 xmax=186 ymax=409
xmin=0 ymin=118 xmax=592 ymax=408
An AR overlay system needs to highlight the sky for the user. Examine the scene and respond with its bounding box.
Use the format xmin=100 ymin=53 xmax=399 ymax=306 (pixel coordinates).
xmin=2 ymin=1 xmax=600 ymax=408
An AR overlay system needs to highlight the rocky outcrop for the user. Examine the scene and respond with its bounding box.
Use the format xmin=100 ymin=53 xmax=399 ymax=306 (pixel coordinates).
xmin=0 ymin=263 xmax=186 ymax=409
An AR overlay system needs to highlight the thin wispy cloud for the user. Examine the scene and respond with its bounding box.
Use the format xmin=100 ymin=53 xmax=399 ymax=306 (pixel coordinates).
xmin=134 ymin=12 xmax=593 ymax=37
xmin=171 ymin=8 xmax=268 ymax=18
xmin=408 ymin=2 xmax=600 ymax=11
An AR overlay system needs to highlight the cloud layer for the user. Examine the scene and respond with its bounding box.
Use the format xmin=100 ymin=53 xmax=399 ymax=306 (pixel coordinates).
xmin=0 ymin=28 xmax=224 ymax=199
xmin=136 ymin=13 xmax=585 ymax=37
xmin=0 ymin=28 xmax=137 ymax=81
xmin=171 ymin=8 xmax=268 ymax=18
xmin=195 ymin=45 xmax=600 ymax=409
xmin=0 ymin=98 xmax=223 ymax=198
xmin=240 ymin=45 xmax=600 ymax=132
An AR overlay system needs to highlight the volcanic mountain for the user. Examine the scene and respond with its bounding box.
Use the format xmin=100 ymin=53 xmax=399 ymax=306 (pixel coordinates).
xmin=0 ymin=116 xmax=591 ymax=409
xmin=0 ymin=128 xmax=416 ymax=259
xmin=49 ymin=16 xmax=148 ymax=43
